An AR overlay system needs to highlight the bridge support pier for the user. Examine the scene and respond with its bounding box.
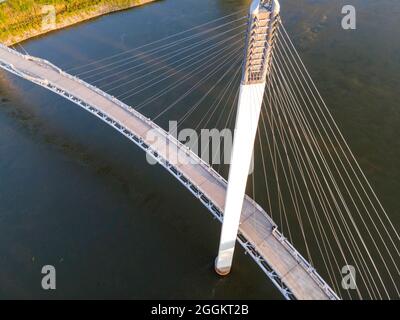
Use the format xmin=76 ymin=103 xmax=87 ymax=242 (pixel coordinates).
xmin=215 ymin=0 xmax=280 ymax=276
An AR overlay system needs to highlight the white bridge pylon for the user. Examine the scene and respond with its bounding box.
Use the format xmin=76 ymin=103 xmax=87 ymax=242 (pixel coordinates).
xmin=215 ymin=0 xmax=281 ymax=275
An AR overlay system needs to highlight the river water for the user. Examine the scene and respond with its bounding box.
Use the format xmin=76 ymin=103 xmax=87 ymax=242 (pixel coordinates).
xmin=0 ymin=0 xmax=399 ymax=299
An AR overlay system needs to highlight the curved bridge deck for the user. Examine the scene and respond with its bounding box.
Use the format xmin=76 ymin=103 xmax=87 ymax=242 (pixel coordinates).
xmin=0 ymin=44 xmax=338 ymax=300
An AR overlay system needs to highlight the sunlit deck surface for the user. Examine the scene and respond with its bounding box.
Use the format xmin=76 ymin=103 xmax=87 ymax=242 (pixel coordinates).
xmin=0 ymin=45 xmax=337 ymax=300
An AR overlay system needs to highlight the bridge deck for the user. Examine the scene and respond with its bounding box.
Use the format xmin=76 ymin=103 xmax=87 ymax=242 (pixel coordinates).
xmin=0 ymin=45 xmax=337 ymax=300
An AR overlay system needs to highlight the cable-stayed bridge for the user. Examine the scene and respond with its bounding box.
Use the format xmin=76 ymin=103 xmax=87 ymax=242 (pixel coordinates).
xmin=0 ymin=0 xmax=399 ymax=300
xmin=0 ymin=39 xmax=335 ymax=300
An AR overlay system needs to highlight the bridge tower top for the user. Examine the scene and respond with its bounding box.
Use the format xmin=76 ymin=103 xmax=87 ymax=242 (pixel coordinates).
xmin=242 ymin=0 xmax=280 ymax=85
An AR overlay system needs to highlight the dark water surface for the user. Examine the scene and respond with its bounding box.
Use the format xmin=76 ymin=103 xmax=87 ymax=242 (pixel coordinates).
xmin=0 ymin=0 xmax=399 ymax=299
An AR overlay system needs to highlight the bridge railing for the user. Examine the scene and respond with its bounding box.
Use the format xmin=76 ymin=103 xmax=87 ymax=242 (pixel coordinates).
xmin=272 ymin=228 xmax=340 ymax=300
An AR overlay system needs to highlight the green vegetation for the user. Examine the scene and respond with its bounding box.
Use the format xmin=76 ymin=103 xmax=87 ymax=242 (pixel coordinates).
xmin=0 ymin=0 xmax=155 ymax=44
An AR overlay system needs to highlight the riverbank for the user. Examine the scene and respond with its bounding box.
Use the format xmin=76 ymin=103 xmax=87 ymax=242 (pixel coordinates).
xmin=0 ymin=0 xmax=159 ymax=45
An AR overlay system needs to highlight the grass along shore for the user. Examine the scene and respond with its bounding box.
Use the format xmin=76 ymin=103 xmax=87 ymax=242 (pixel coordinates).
xmin=0 ymin=0 xmax=159 ymax=45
